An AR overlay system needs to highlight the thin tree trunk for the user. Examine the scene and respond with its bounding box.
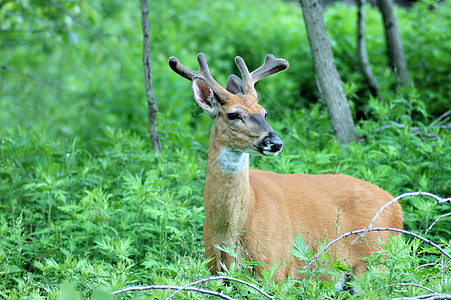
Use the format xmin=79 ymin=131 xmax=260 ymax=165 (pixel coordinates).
xmin=299 ymin=0 xmax=357 ymax=144
xmin=140 ymin=0 xmax=161 ymax=151
xmin=357 ymin=0 xmax=381 ymax=98
xmin=376 ymin=0 xmax=409 ymax=86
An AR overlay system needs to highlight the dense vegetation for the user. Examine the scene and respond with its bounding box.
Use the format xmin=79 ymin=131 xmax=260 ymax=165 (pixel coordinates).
xmin=0 ymin=0 xmax=450 ymax=298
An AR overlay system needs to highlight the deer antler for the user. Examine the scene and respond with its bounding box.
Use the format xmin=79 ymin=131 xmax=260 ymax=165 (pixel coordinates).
xmin=235 ymin=54 xmax=289 ymax=98
xmin=169 ymin=53 xmax=230 ymax=102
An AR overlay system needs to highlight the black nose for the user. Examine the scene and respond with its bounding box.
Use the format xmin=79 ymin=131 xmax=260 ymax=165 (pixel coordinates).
xmin=264 ymin=133 xmax=283 ymax=152
xmin=269 ymin=137 xmax=283 ymax=152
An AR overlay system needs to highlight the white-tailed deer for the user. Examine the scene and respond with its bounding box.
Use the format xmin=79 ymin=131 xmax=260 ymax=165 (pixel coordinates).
xmin=169 ymin=53 xmax=403 ymax=289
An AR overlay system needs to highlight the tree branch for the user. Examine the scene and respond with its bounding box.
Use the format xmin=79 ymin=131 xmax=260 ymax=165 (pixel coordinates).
xmin=303 ymin=227 xmax=451 ymax=271
xmin=390 ymin=294 xmax=451 ymax=300
xmin=166 ymin=276 xmax=274 ymax=300
xmin=375 ymin=282 xmax=436 ymax=294
xmin=430 ymin=110 xmax=451 ymax=128
xmin=111 ymin=284 xmax=236 ymax=300
xmin=111 ymin=276 xmax=275 ymax=300
xmin=426 ymin=212 xmax=451 ymax=234
xmin=352 ymin=192 xmax=451 ymax=246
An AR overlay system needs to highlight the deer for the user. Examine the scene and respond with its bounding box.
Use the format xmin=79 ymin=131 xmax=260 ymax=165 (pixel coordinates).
xmin=168 ymin=53 xmax=403 ymax=292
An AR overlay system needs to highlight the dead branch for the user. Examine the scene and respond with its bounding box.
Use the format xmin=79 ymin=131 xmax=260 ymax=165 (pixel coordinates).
xmin=353 ymin=192 xmax=451 ymax=246
xmin=303 ymin=227 xmax=451 ymax=271
xmin=375 ymin=282 xmax=436 ymax=294
xmin=111 ymin=284 xmax=236 ymax=300
xmin=166 ymin=276 xmax=274 ymax=300
xmin=374 ymin=110 xmax=451 ymax=138
xmin=430 ymin=110 xmax=451 ymax=128
xmin=426 ymin=212 xmax=451 ymax=234
xmin=390 ymin=294 xmax=451 ymax=300
xmin=414 ymin=261 xmax=441 ymax=272
xmin=373 ymin=123 xmax=451 ymax=139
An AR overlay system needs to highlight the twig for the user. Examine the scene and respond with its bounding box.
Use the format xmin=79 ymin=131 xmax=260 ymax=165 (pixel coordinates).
xmin=375 ymin=282 xmax=436 ymax=294
xmin=111 ymin=284 xmax=236 ymax=300
xmin=374 ymin=110 xmax=451 ymax=138
xmin=414 ymin=261 xmax=441 ymax=272
xmin=302 ymin=227 xmax=451 ymax=271
xmin=352 ymin=192 xmax=451 ymax=246
xmin=166 ymin=276 xmax=274 ymax=300
xmin=430 ymin=110 xmax=451 ymax=128
xmin=426 ymin=212 xmax=451 ymax=234
xmin=442 ymin=259 xmax=451 ymax=274
xmin=390 ymin=294 xmax=451 ymax=300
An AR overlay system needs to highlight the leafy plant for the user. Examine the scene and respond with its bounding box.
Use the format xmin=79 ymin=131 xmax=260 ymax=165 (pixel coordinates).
xmin=0 ymin=0 xmax=450 ymax=298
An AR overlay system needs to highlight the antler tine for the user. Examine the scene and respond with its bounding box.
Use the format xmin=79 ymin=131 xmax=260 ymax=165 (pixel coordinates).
xmin=169 ymin=53 xmax=230 ymax=101
xmin=235 ymin=56 xmax=253 ymax=96
xmin=169 ymin=56 xmax=197 ymax=81
xmin=235 ymin=54 xmax=289 ymax=97
xmin=196 ymin=53 xmax=230 ymax=101
xmin=251 ymin=55 xmax=289 ymax=83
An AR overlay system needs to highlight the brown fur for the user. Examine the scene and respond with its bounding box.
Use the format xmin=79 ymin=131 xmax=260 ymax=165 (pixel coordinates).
xmin=203 ymin=125 xmax=403 ymax=282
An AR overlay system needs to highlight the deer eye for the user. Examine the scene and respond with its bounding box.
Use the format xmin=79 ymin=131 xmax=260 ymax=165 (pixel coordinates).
xmin=227 ymin=112 xmax=241 ymax=121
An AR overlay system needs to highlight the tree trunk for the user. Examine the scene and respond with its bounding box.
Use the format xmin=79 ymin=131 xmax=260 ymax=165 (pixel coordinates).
xmin=376 ymin=0 xmax=409 ymax=86
xmin=140 ymin=0 xmax=161 ymax=151
xmin=299 ymin=0 xmax=357 ymax=144
xmin=357 ymin=0 xmax=381 ymax=98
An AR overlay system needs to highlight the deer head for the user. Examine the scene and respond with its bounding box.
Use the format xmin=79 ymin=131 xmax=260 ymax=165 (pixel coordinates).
xmin=169 ymin=53 xmax=288 ymax=157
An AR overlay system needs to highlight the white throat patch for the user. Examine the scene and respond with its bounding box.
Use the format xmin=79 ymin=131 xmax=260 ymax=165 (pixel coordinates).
xmin=217 ymin=148 xmax=249 ymax=173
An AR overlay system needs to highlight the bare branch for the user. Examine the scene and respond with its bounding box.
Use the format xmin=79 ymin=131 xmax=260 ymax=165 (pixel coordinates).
xmin=375 ymin=282 xmax=436 ymax=294
xmin=442 ymin=260 xmax=451 ymax=274
xmin=390 ymin=294 xmax=451 ymax=300
xmin=352 ymin=192 xmax=451 ymax=246
xmin=426 ymin=212 xmax=451 ymax=234
xmin=415 ymin=261 xmax=441 ymax=272
xmin=430 ymin=110 xmax=451 ymax=128
xmin=166 ymin=276 xmax=274 ymax=300
xmin=374 ymin=112 xmax=451 ymax=139
xmin=303 ymin=227 xmax=451 ymax=271
xmin=111 ymin=276 xmax=275 ymax=300
xmin=111 ymin=284 xmax=236 ymax=300
xmin=373 ymin=123 xmax=451 ymax=139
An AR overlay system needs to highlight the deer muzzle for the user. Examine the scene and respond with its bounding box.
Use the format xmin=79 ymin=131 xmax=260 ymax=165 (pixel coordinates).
xmin=261 ymin=132 xmax=283 ymax=156
xmin=250 ymin=114 xmax=283 ymax=156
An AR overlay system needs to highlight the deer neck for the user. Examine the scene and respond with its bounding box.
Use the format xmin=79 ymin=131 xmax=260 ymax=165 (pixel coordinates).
xmin=203 ymin=124 xmax=252 ymax=239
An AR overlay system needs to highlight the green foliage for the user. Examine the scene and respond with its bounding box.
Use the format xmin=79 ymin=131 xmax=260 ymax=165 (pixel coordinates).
xmin=0 ymin=0 xmax=450 ymax=298
xmin=324 ymin=0 xmax=450 ymax=117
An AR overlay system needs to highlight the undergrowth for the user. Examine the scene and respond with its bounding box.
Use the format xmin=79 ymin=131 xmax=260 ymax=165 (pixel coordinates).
xmin=1 ymin=95 xmax=450 ymax=298
xmin=1 ymin=0 xmax=450 ymax=298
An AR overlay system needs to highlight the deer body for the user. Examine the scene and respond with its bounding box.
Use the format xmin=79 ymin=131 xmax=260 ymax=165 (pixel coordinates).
xmin=169 ymin=53 xmax=403 ymax=285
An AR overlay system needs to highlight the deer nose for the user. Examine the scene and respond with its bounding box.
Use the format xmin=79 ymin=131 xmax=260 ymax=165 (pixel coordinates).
xmin=263 ymin=133 xmax=283 ymax=153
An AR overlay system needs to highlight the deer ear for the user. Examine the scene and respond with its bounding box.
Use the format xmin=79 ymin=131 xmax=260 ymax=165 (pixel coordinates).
xmin=226 ymin=74 xmax=244 ymax=94
xmin=192 ymin=78 xmax=217 ymax=117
